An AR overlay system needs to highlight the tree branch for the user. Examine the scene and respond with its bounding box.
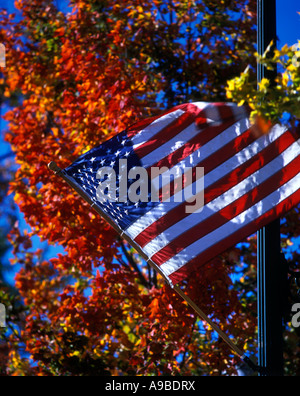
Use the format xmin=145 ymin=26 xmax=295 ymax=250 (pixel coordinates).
xmin=119 ymin=239 xmax=150 ymax=289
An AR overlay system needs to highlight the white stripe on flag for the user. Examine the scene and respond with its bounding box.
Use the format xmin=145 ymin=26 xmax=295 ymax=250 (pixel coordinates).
xmin=228 ymin=103 xmax=249 ymax=121
xmin=125 ymin=123 xmax=287 ymax=240
xmin=148 ymin=117 xmax=250 ymax=188
xmin=200 ymin=103 xmax=220 ymax=123
xmin=160 ymin=172 xmax=300 ymax=277
xmin=131 ymin=109 xmax=186 ymax=149
xmin=142 ymin=140 xmax=300 ymax=258
xmin=141 ymin=123 xmax=203 ymax=168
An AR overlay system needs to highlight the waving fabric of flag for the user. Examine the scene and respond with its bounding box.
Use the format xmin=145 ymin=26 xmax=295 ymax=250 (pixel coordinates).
xmin=63 ymin=103 xmax=300 ymax=286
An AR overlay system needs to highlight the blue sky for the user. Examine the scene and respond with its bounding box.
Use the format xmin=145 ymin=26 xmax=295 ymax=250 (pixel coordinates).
xmin=0 ymin=0 xmax=299 ymax=284
xmin=277 ymin=0 xmax=300 ymax=46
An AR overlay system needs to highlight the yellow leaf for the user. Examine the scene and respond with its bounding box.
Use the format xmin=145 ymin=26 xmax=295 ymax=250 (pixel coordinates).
xmin=258 ymin=78 xmax=270 ymax=92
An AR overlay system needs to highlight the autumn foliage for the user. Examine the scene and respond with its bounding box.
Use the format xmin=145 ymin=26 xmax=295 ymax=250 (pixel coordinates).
xmin=0 ymin=0 xmax=299 ymax=376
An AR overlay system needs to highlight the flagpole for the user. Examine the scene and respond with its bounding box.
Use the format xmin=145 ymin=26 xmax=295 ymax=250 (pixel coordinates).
xmin=173 ymin=285 xmax=247 ymax=360
xmin=257 ymin=0 xmax=284 ymax=377
xmin=49 ymin=161 xmax=260 ymax=373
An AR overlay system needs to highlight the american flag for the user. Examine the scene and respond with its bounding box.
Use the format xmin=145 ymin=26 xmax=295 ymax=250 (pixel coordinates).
xmin=63 ymin=103 xmax=300 ymax=286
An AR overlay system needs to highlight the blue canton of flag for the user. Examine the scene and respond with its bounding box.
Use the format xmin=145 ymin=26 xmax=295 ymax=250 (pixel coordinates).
xmin=63 ymin=130 xmax=157 ymax=230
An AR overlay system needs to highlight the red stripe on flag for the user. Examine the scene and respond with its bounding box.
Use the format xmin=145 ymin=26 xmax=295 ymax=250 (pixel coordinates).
xmin=214 ymin=103 xmax=236 ymax=120
xmin=169 ymin=188 xmax=300 ymax=284
xmin=148 ymin=118 xmax=238 ymax=172
xmin=135 ymin=130 xmax=295 ymax=248
xmin=134 ymin=104 xmax=203 ymax=159
xmin=127 ymin=114 xmax=164 ymax=139
xmin=151 ymin=155 xmax=300 ymax=266
xmin=157 ymin=125 xmax=255 ymax=200
xmin=126 ymin=104 xmax=194 ymax=139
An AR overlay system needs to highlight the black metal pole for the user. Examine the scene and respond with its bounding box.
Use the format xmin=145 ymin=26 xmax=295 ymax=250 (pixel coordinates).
xmin=257 ymin=0 xmax=284 ymax=377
